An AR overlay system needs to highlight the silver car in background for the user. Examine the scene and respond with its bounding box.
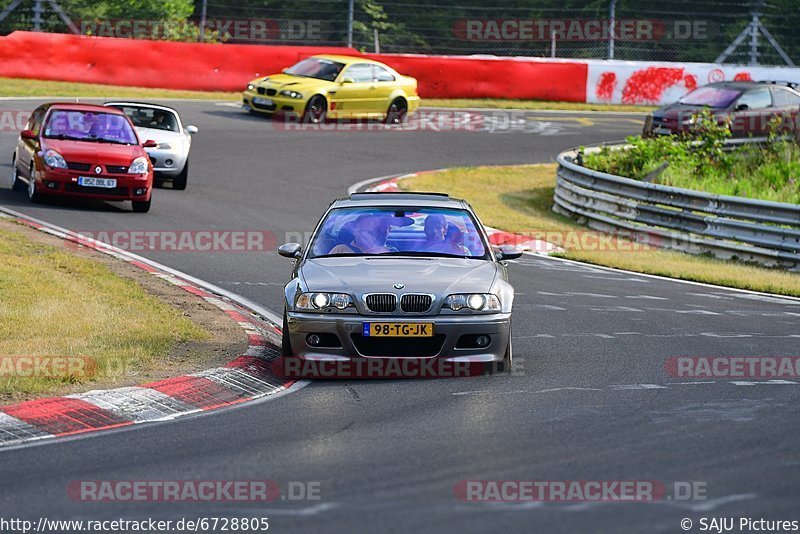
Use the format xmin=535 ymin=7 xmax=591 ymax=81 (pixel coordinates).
xmin=104 ymin=102 xmax=197 ymax=190
xmin=277 ymin=192 xmax=523 ymax=376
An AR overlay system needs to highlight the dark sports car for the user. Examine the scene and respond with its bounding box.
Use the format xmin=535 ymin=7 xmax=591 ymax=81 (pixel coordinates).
xmin=644 ymin=81 xmax=800 ymax=138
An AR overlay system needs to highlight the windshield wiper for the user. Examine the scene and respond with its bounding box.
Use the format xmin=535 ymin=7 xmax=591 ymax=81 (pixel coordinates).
xmin=45 ymin=134 xmax=85 ymax=142
xmin=311 ymin=253 xmax=370 ymax=259
xmin=374 ymin=251 xmax=471 ymax=259
xmin=88 ymin=137 xmax=129 ymax=145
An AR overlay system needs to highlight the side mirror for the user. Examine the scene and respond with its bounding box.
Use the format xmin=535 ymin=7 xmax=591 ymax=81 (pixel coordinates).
xmin=340 ymin=77 xmax=355 ymax=84
xmin=142 ymin=139 xmax=158 ymax=148
xmin=185 ymin=125 xmax=198 ymax=135
xmin=735 ymin=103 xmax=749 ymax=112
xmin=277 ymin=242 xmax=302 ymax=259
xmin=20 ymin=129 xmax=36 ymax=141
xmin=496 ymin=245 xmax=523 ymax=261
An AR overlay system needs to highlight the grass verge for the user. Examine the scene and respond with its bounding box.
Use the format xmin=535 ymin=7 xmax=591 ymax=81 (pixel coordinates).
xmin=0 ymin=219 xmax=208 ymax=399
xmin=584 ymin=128 xmax=800 ymax=204
xmin=400 ymin=164 xmax=800 ymax=297
xmin=0 ymin=78 xmax=652 ymax=112
xmin=0 ymin=77 xmax=239 ymax=100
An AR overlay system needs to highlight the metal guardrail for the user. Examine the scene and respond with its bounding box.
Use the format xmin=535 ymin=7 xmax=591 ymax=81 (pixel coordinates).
xmin=554 ymin=143 xmax=800 ymax=270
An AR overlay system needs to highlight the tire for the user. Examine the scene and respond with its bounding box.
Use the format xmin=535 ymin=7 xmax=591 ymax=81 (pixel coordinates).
xmin=281 ymin=310 xmax=293 ymax=357
xmin=385 ymin=97 xmax=408 ymax=125
xmin=132 ymin=198 xmax=151 ymax=213
xmin=172 ymin=160 xmax=188 ymax=190
xmin=27 ymin=163 xmax=41 ymax=202
xmin=10 ymin=154 xmax=24 ymax=191
xmin=303 ymin=95 xmax=327 ymax=124
xmin=485 ymin=328 xmax=513 ymax=374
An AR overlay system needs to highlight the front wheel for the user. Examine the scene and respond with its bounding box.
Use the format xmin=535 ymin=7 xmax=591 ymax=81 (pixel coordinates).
xmin=303 ymin=95 xmax=327 ymax=124
xmin=27 ymin=164 xmax=41 ymax=202
xmin=485 ymin=329 xmax=513 ymax=374
xmin=10 ymin=154 xmax=24 ymax=191
xmin=385 ymin=98 xmax=408 ymax=125
xmin=132 ymin=198 xmax=151 ymax=213
xmin=281 ymin=310 xmax=293 ymax=357
xmin=172 ymin=160 xmax=188 ymax=190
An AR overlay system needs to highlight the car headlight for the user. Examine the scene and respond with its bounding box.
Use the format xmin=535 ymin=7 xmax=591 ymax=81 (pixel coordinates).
xmin=247 ymin=84 xmax=255 ymax=91
xmin=156 ymin=142 xmax=172 ymax=149
xmin=280 ymin=89 xmax=303 ymax=99
xmin=43 ymin=149 xmax=67 ymax=169
xmin=128 ymin=156 xmax=149 ymax=174
xmin=444 ymin=293 xmax=501 ymax=312
xmin=296 ymin=292 xmax=353 ymax=311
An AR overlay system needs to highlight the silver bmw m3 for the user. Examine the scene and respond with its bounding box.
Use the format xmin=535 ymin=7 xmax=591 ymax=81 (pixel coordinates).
xmin=277 ymin=192 xmax=522 ymax=376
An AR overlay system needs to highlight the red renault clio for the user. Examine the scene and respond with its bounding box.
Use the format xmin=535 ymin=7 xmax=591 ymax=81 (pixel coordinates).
xmin=10 ymin=103 xmax=156 ymax=212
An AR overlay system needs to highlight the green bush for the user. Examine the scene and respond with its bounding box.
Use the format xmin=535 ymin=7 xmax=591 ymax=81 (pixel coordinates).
xmin=583 ymin=112 xmax=800 ymax=204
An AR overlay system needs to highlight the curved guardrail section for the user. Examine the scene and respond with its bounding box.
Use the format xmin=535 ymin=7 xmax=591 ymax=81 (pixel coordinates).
xmin=554 ymin=144 xmax=800 ymax=270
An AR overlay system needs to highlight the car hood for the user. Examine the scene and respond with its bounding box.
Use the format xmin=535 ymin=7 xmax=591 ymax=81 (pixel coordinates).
xmin=653 ymin=102 xmax=728 ymax=119
xmin=134 ymin=127 xmax=185 ymax=144
xmin=42 ymin=138 xmax=145 ymax=165
xmin=300 ymin=257 xmax=499 ymax=295
xmin=254 ymin=73 xmax=336 ymax=92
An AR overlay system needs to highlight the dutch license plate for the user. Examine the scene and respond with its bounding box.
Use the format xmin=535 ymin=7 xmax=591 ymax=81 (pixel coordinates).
xmin=363 ymin=322 xmax=433 ymax=337
xmin=253 ymin=97 xmax=274 ymax=106
xmin=78 ymin=176 xmax=117 ymax=188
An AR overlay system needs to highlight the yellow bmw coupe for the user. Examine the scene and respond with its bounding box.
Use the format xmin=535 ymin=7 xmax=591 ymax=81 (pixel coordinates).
xmin=243 ymin=55 xmax=420 ymax=124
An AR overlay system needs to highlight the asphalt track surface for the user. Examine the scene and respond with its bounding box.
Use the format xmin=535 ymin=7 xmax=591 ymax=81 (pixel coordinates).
xmin=1 ymin=100 xmax=799 ymax=533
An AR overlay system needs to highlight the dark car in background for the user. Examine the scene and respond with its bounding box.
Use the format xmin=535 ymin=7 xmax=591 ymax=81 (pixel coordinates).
xmin=643 ymin=81 xmax=800 ymax=138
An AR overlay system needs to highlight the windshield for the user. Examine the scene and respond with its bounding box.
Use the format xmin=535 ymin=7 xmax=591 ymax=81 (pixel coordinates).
xmin=679 ymin=86 xmax=742 ymax=108
xmin=111 ymin=105 xmax=180 ymax=132
xmin=309 ymin=207 xmax=489 ymax=259
xmin=285 ymin=58 xmax=345 ymax=82
xmin=43 ymin=110 xmax=138 ymax=144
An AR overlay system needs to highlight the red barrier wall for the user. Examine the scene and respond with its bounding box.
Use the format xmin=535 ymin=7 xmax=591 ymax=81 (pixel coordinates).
xmin=0 ymin=31 xmax=357 ymax=92
xmin=0 ymin=31 xmax=588 ymax=101
xmin=363 ymin=53 xmax=587 ymax=101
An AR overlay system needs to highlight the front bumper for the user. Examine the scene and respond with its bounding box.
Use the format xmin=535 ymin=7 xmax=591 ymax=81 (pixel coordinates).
xmin=286 ymin=311 xmax=510 ymax=363
xmin=242 ymin=91 xmax=302 ymax=115
xmin=34 ymin=167 xmax=152 ymax=201
xmin=145 ymin=147 xmax=187 ymax=176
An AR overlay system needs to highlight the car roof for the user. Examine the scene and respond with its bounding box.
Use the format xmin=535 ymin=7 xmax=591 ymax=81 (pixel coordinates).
xmin=705 ymin=80 xmax=798 ymax=92
xmin=104 ymin=101 xmax=180 ymax=114
xmin=46 ymin=102 xmax=126 ymax=115
xmin=333 ymin=192 xmax=469 ymax=210
xmin=311 ymin=54 xmax=391 ymax=68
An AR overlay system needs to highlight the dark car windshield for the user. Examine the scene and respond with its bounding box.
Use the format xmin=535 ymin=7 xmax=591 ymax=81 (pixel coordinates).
xmin=679 ymin=86 xmax=742 ymax=108
xmin=285 ymin=58 xmax=345 ymax=82
xmin=43 ymin=110 xmax=138 ymax=144
xmin=308 ymin=207 xmax=489 ymax=259
xmin=110 ymin=105 xmax=180 ymax=132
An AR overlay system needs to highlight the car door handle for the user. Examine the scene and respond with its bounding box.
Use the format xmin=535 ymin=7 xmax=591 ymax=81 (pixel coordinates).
xmin=369 ymin=86 xmax=377 ymax=90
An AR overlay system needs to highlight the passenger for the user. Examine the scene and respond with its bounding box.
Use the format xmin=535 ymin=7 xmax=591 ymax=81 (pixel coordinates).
xmin=423 ymin=214 xmax=447 ymax=250
xmin=329 ymin=215 xmax=391 ymax=254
